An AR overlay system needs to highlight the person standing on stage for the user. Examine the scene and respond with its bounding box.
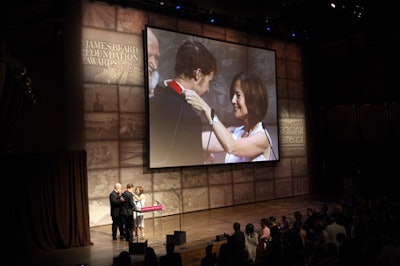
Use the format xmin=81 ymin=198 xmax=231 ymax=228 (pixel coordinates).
xmin=149 ymin=40 xmax=217 ymax=168
xmin=121 ymin=183 xmax=137 ymax=242
xmin=134 ymin=185 xmax=145 ymax=239
xmin=109 ymin=182 xmax=125 ymax=240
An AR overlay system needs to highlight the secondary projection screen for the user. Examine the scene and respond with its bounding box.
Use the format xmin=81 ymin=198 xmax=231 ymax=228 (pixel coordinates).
xmin=146 ymin=26 xmax=279 ymax=169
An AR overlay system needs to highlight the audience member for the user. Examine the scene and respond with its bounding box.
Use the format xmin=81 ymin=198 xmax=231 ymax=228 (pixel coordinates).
xmin=293 ymin=210 xmax=303 ymax=233
xmin=304 ymin=207 xmax=318 ymax=250
xmin=226 ymin=222 xmax=248 ymax=266
xmin=281 ymin=217 xmax=303 ymax=266
xmin=216 ymin=243 xmax=230 ymax=266
xmin=257 ymin=218 xmax=270 ymax=262
xmin=297 ymin=224 xmax=308 ymax=265
xmin=113 ymin=194 xmax=398 ymax=266
xmin=312 ymin=219 xmax=329 ymax=254
xmin=259 ymin=218 xmax=271 ymax=241
xmin=268 ymin=218 xmax=279 ymax=236
xmin=114 ymin=250 xmax=131 ymax=266
xmin=144 ymin=247 xmax=159 ymax=266
xmin=160 ymin=243 xmax=182 ymax=266
xmin=244 ymin=223 xmax=259 ymax=264
xmin=304 ymin=207 xmax=317 ymax=231
xmin=278 ymin=215 xmax=289 ymax=233
xmin=201 ymin=243 xmax=217 ymax=266
xmin=265 ymin=225 xmax=283 ymax=266
xmin=268 ymin=216 xmax=277 ymax=224
xmin=332 ymin=203 xmax=352 ymax=236
xmin=317 ymin=203 xmax=330 ymax=224
xmin=324 ymin=215 xmax=347 ymax=249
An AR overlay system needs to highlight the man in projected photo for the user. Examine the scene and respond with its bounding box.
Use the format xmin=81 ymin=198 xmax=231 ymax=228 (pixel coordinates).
xmin=147 ymin=28 xmax=160 ymax=97
xmin=149 ymin=40 xmax=217 ymax=168
xmin=185 ymin=71 xmax=274 ymax=163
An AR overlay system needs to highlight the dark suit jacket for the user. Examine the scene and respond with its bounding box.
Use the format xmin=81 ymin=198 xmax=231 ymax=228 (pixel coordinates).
xmin=149 ymin=85 xmax=204 ymax=168
xmin=121 ymin=190 xmax=136 ymax=216
xmin=227 ymin=231 xmax=248 ymax=265
xmin=109 ymin=190 xmax=123 ymax=218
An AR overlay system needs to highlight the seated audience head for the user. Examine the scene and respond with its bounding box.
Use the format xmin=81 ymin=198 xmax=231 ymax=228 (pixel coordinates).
xmin=144 ymin=247 xmax=158 ymax=265
xmin=233 ymin=222 xmax=241 ymax=231
xmin=116 ymin=250 xmax=130 ymax=266
xmin=261 ymin=218 xmax=269 ymax=227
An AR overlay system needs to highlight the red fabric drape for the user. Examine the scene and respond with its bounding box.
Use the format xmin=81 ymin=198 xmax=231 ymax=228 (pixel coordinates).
xmin=0 ymin=150 xmax=92 ymax=263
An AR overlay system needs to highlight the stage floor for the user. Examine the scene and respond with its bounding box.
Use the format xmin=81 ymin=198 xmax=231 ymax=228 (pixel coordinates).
xmin=23 ymin=194 xmax=335 ymax=266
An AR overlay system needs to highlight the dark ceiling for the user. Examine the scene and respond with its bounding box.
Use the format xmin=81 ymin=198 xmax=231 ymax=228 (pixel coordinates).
xmin=0 ymin=0 xmax=399 ymax=59
xmin=116 ymin=0 xmax=400 ymax=44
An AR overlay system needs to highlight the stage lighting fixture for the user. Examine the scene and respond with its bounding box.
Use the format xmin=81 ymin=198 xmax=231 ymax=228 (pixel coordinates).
xmin=330 ymin=2 xmax=336 ymax=8
xmin=353 ymin=5 xmax=364 ymax=18
xmin=176 ymin=5 xmax=181 ymax=10
xmin=264 ymin=19 xmax=272 ymax=31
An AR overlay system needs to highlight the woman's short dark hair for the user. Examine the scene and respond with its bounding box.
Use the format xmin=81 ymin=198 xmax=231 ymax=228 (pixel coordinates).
xmin=175 ymin=41 xmax=217 ymax=79
xmin=245 ymin=223 xmax=255 ymax=235
xmin=230 ymin=72 xmax=268 ymax=127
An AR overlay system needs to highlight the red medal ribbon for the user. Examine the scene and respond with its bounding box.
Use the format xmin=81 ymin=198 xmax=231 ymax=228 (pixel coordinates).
xmin=167 ymin=80 xmax=184 ymax=95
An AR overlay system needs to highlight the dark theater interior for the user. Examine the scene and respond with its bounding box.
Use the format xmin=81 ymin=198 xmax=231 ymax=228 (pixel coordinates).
xmin=1 ymin=0 xmax=400 ymax=265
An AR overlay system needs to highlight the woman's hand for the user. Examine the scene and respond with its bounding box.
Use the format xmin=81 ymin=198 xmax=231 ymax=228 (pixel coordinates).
xmin=184 ymin=89 xmax=212 ymax=122
xmin=184 ymin=89 xmax=203 ymax=111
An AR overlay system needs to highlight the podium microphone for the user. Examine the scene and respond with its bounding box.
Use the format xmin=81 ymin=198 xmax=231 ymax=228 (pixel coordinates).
xmin=261 ymin=122 xmax=277 ymax=160
xmin=148 ymin=193 xmax=160 ymax=206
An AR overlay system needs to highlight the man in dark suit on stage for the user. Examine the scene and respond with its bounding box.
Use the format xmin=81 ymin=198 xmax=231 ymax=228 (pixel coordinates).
xmin=121 ymin=183 xmax=137 ymax=242
xmin=109 ymin=183 xmax=125 ymax=240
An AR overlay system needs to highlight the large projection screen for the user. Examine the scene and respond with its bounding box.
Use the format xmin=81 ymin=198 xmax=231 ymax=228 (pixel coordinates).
xmin=146 ymin=26 xmax=279 ymax=169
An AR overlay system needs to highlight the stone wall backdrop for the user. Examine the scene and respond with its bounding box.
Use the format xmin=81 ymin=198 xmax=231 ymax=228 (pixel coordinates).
xmin=82 ymin=1 xmax=310 ymax=227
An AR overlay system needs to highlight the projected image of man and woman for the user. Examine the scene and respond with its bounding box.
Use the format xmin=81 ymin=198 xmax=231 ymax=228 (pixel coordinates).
xmin=147 ymin=26 xmax=279 ymax=169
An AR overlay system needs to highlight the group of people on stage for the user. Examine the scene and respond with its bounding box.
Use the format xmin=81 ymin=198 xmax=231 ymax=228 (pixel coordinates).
xmin=148 ymin=27 xmax=274 ymax=168
xmin=109 ymin=182 xmax=145 ymax=242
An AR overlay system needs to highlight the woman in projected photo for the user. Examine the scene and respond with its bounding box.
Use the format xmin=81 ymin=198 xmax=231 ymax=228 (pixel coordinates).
xmin=185 ymin=71 xmax=274 ymax=163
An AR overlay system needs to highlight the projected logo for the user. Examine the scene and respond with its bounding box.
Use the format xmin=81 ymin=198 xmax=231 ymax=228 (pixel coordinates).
xmin=82 ymin=27 xmax=144 ymax=86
